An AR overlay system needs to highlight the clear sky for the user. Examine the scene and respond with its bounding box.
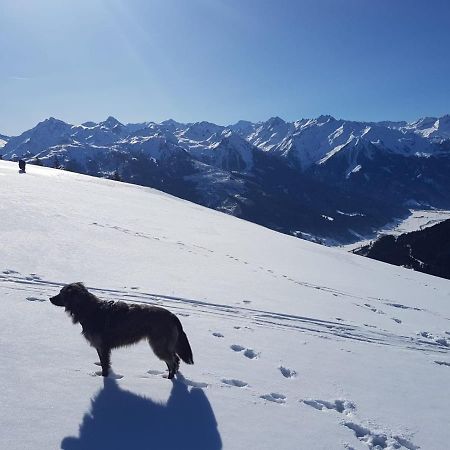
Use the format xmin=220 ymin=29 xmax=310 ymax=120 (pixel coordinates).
xmin=1 ymin=0 xmax=450 ymax=135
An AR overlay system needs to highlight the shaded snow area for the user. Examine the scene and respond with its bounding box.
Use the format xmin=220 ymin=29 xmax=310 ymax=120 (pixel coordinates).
xmin=1 ymin=161 xmax=449 ymax=450
xmin=343 ymin=209 xmax=450 ymax=252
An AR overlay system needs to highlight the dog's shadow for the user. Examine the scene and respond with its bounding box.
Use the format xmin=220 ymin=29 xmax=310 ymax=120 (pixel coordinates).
xmin=61 ymin=374 xmax=222 ymax=450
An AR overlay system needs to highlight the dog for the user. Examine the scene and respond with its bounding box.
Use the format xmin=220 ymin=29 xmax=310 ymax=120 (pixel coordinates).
xmin=50 ymin=282 xmax=193 ymax=378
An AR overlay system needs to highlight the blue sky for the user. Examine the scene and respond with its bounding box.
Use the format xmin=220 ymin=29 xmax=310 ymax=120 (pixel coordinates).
xmin=1 ymin=0 xmax=450 ymax=135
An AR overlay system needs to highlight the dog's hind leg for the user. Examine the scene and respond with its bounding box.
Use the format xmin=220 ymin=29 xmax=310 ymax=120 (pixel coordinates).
xmin=148 ymin=337 xmax=179 ymax=379
xmin=96 ymin=347 xmax=111 ymax=377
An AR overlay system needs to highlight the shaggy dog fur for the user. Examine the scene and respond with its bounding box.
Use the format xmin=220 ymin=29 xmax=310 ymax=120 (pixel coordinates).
xmin=50 ymin=282 xmax=193 ymax=378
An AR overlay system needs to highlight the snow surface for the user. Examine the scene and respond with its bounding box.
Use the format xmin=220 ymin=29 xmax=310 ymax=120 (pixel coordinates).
xmin=1 ymin=160 xmax=450 ymax=450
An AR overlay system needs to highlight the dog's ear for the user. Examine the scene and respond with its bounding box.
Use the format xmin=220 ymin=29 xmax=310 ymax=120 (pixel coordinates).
xmin=65 ymin=282 xmax=85 ymax=294
xmin=61 ymin=282 xmax=87 ymax=306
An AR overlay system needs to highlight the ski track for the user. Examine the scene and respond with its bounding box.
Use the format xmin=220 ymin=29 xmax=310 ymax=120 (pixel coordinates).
xmin=1 ymin=270 xmax=449 ymax=356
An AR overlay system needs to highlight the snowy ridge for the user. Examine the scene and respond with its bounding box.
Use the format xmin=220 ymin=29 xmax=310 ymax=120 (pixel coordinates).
xmin=1 ymin=160 xmax=449 ymax=449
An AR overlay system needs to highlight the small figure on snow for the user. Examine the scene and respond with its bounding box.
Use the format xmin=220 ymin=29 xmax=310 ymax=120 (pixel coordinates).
xmin=18 ymin=159 xmax=26 ymax=173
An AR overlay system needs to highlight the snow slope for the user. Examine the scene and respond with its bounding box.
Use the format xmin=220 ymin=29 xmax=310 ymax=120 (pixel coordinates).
xmin=1 ymin=160 xmax=449 ymax=450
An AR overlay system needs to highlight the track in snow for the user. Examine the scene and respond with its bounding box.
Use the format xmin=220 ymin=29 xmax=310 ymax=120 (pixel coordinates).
xmin=1 ymin=269 xmax=449 ymax=355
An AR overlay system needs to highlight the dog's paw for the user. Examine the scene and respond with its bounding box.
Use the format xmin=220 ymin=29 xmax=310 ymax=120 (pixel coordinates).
xmin=92 ymin=370 xmax=124 ymax=379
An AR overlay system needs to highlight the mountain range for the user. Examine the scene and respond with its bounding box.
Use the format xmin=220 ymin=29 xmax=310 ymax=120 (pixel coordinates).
xmin=2 ymin=114 xmax=450 ymax=244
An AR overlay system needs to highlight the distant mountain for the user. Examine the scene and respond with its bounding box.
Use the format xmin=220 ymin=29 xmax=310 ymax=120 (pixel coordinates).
xmin=0 ymin=133 xmax=9 ymax=149
xmin=2 ymin=114 xmax=450 ymax=244
xmin=354 ymin=219 xmax=450 ymax=280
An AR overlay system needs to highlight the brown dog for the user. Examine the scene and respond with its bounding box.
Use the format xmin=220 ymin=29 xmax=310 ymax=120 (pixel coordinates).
xmin=50 ymin=282 xmax=193 ymax=378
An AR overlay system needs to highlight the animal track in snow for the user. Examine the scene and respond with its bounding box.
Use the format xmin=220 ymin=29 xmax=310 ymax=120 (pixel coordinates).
xmin=230 ymin=344 xmax=245 ymax=352
xmin=343 ymin=422 xmax=419 ymax=450
xmin=418 ymin=331 xmax=449 ymax=347
xmin=260 ymin=393 xmax=286 ymax=404
xmin=179 ymin=377 xmax=208 ymax=388
xmin=303 ymin=399 xmax=355 ymax=415
xmin=212 ymin=332 xmax=224 ymax=338
xmin=92 ymin=371 xmax=124 ymax=380
xmin=26 ymin=296 xmax=46 ymax=302
xmin=230 ymin=344 xmax=259 ymax=359
xmin=243 ymin=349 xmax=258 ymax=359
xmin=147 ymin=369 xmax=165 ymax=376
xmin=221 ymin=379 xmax=248 ymax=388
xmin=363 ymin=303 xmax=385 ymax=315
xmin=303 ymin=398 xmax=418 ymax=450
xmin=279 ymin=366 xmax=297 ymax=378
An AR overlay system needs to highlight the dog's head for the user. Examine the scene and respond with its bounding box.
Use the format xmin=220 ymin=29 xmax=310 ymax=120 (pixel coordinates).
xmin=50 ymin=282 xmax=88 ymax=308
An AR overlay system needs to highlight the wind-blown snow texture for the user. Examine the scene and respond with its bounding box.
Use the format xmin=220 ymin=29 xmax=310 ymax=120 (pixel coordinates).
xmin=1 ymin=161 xmax=449 ymax=449
xmin=2 ymin=114 xmax=450 ymax=244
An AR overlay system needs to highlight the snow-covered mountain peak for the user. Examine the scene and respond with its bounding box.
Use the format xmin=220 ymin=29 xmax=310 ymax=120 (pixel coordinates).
xmin=316 ymin=114 xmax=336 ymax=124
xmin=0 ymin=133 xmax=9 ymax=149
xmin=229 ymin=120 xmax=255 ymax=135
xmin=38 ymin=116 xmax=72 ymax=130
xmin=100 ymin=116 xmax=124 ymax=129
xmin=403 ymin=114 xmax=450 ymax=141
xmin=178 ymin=121 xmax=225 ymax=142
xmin=266 ymin=116 xmax=286 ymax=127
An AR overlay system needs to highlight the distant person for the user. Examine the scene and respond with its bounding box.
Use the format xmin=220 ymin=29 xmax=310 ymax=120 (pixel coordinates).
xmin=19 ymin=159 xmax=26 ymax=173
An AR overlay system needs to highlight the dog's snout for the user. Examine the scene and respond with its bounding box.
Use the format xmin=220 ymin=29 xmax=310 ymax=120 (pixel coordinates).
xmin=50 ymin=294 xmax=63 ymax=306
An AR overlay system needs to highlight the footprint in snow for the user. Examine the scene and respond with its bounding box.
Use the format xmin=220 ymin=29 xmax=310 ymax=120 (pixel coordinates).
xmin=303 ymin=399 xmax=418 ymax=449
xmin=230 ymin=345 xmax=259 ymax=359
xmin=26 ymin=297 xmax=46 ymax=302
xmin=243 ymin=349 xmax=258 ymax=359
xmin=174 ymin=375 xmax=208 ymax=388
xmin=212 ymin=332 xmax=224 ymax=338
xmin=279 ymin=366 xmax=297 ymax=378
xmin=230 ymin=344 xmax=245 ymax=352
xmin=147 ymin=369 xmax=165 ymax=376
xmin=302 ymin=399 xmax=355 ymax=415
xmin=343 ymin=422 xmax=418 ymax=450
xmin=92 ymin=371 xmax=124 ymax=379
xmin=221 ymin=379 xmax=248 ymax=388
xmin=260 ymin=393 xmax=286 ymax=404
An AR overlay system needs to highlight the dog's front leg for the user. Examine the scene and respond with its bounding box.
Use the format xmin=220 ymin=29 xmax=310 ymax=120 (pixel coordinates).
xmin=96 ymin=347 xmax=111 ymax=377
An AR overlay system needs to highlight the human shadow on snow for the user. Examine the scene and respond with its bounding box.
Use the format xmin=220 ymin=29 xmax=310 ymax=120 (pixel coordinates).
xmin=61 ymin=374 xmax=222 ymax=450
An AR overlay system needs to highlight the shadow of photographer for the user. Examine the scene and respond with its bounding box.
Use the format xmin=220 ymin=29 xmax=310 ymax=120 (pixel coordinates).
xmin=62 ymin=374 xmax=222 ymax=450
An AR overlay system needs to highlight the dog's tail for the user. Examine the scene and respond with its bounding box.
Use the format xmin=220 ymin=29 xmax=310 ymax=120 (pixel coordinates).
xmin=174 ymin=316 xmax=194 ymax=364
